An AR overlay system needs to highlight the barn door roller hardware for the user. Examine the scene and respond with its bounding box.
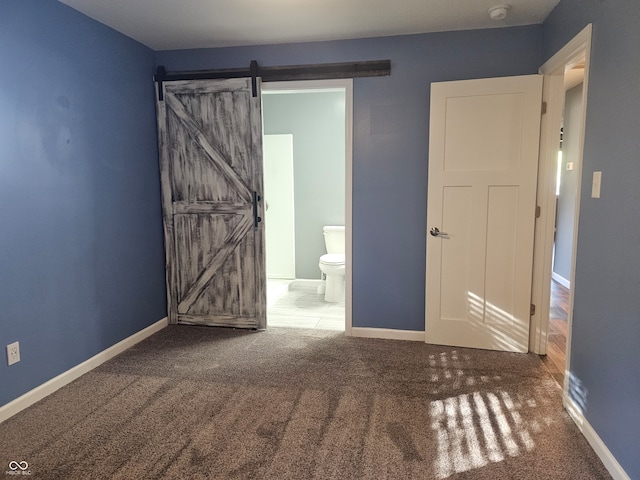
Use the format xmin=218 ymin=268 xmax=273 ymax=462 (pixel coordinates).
xmin=154 ymin=59 xmax=391 ymax=100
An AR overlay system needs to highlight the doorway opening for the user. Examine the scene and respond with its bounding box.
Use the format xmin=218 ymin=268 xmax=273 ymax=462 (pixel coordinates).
xmin=261 ymin=80 xmax=353 ymax=333
xmin=532 ymin=25 xmax=591 ymax=395
xmin=543 ymin=59 xmax=586 ymax=386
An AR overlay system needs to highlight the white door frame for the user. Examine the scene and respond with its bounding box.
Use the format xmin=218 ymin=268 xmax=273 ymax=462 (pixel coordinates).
xmin=529 ymin=25 xmax=592 ymax=384
xmin=261 ymin=79 xmax=354 ymax=335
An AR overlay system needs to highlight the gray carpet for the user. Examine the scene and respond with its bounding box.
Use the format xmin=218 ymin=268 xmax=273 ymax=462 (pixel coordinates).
xmin=0 ymin=325 xmax=611 ymax=479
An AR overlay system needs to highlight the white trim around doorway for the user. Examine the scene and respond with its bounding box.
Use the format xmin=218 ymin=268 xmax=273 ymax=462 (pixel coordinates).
xmin=529 ymin=26 xmax=631 ymax=480
xmin=530 ymin=24 xmax=592 ymax=365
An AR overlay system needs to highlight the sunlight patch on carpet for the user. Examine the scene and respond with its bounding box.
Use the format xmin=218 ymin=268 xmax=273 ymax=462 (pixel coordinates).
xmin=431 ymin=389 xmax=536 ymax=479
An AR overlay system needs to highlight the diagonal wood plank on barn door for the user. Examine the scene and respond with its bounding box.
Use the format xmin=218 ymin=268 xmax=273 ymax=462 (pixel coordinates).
xmin=164 ymin=92 xmax=253 ymax=203
xmin=177 ymin=214 xmax=254 ymax=314
xmin=156 ymin=78 xmax=266 ymax=329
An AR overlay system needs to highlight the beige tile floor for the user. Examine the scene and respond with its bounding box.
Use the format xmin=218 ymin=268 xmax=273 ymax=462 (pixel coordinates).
xmin=267 ymin=279 xmax=345 ymax=331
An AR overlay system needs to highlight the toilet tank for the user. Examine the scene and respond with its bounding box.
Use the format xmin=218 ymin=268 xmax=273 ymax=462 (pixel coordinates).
xmin=323 ymin=226 xmax=345 ymax=254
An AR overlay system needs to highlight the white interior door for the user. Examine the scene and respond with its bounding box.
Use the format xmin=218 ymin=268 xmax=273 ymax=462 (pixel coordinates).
xmin=425 ymin=75 xmax=543 ymax=352
xmin=263 ymin=134 xmax=295 ymax=279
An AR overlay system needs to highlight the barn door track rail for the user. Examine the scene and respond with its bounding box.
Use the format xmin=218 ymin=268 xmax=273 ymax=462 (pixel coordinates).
xmin=154 ymin=59 xmax=391 ymax=100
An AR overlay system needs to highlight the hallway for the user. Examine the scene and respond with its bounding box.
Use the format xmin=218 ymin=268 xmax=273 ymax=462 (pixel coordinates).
xmin=541 ymin=280 xmax=569 ymax=386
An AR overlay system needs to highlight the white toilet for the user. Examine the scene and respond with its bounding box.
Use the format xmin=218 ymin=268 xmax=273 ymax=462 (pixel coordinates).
xmin=319 ymin=226 xmax=345 ymax=303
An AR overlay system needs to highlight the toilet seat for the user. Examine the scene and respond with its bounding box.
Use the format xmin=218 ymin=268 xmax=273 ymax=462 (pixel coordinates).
xmin=319 ymin=253 xmax=345 ymax=266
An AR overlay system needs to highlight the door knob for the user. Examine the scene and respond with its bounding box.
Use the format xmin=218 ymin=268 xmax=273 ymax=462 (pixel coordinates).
xmin=430 ymin=227 xmax=448 ymax=237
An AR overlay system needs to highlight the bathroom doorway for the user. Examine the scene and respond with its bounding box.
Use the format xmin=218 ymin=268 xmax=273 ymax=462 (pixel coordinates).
xmin=261 ymin=80 xmax=353 ymax=332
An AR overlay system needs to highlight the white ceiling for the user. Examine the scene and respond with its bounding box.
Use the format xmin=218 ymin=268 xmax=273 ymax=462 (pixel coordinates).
xmin=59 ymin=0 xmax=561 ymax=51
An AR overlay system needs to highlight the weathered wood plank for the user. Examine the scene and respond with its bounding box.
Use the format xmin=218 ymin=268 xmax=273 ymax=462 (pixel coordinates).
xmin=173 ymin=201 xmax=251 ymax=215
xmin=175 ymin=213 xmax=243 ymax=317
xmin=163 ymin=78 xmax=252 ymax=95
xmin=177 ymin=314 xmax=259 ymax=328
xmin=177 ymin=214 xmax=253 ymax=315
xmin=174 ymin=213 xmax=241 ymax=311
xmin=250 ymin=79 xmax=267 ymax=330
xmin=155 ymin=83 xmax=179 ymax=324
xmin=165 ymin=91 xmax=252 ymax=203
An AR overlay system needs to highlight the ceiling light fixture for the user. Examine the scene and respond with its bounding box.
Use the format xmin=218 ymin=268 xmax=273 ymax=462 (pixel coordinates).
xmin=488 ymin=4 xmax=511 ymax=21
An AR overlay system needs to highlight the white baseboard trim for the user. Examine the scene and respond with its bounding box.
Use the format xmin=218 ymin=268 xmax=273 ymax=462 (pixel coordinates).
xmin=0 ymin=317 xmax=168 ymax=424
xmin=350 ymin=327 xmax=425 ymax=342
xmin=552 ymin=271 xmax=571 ymax=289
xmin=564 ymin=394 xmax=631 ymax=480
xmin=289 ymin=279 xmax=321 ymax=291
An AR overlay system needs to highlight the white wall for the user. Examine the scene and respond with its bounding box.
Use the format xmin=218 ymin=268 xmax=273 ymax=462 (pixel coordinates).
xmin=263 ymin=134 xmax=295 ymax=278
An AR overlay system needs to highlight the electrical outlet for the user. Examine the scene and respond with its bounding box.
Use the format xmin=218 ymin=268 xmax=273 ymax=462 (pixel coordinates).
xmin=7 ymin=342 xmax=20 ymax=366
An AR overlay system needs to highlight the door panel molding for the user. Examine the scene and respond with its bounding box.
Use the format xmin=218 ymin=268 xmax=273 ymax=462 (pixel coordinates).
xmin=426 ymin=75 xmax=543 ymax=353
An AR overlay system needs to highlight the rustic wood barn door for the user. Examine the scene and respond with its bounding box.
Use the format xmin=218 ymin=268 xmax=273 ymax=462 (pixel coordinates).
xmin=156 ymin=78 xmax=266 ymax=329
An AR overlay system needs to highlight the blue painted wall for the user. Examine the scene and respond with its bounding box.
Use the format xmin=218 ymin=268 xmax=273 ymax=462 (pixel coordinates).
xmin=2 ymin=2 xmax=636 ymax=474
xmin=543 ymin=1 xmax=640 ymax=477
xmin=157 ymin=26 xmax=543 ymax=331
xmin=0 ymin=1 xmax=166 ymax=406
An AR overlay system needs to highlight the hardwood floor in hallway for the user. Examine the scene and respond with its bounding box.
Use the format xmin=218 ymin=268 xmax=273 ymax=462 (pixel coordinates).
xmin=541 ymin=280 xmax=569 ymax=386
